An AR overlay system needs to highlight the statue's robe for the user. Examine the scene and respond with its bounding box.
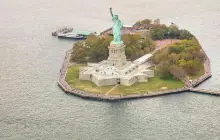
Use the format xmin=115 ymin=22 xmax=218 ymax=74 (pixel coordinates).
xmin=112 ymin=18 xmax=122 ymax=43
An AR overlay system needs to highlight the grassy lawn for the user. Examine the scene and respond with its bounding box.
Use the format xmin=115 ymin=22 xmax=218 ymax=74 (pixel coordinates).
xmin=65 ymin=65 xmax=114 ymax=94
xmin=189 ymin=65 xmax=205 ymax=80
xmin=114 ymin=76 xmax=184 ymax=95
xmin=65 ymin=65 xmax=184 ymax=96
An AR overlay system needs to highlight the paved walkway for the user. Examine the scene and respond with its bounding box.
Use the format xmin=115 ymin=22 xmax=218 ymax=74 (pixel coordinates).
xmin=105 ymin=84 xmax=119 ymax=95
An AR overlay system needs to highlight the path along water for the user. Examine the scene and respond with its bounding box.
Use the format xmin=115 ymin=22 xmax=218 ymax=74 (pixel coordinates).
xmin=57 ymin=40 xmax=217 ymax=101
xmin=0 ymin=0 xmax=220 ymax=140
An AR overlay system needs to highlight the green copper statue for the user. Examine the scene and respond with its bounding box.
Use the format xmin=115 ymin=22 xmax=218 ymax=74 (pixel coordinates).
xmin=109 ymin=7 xmax=123 ymax=44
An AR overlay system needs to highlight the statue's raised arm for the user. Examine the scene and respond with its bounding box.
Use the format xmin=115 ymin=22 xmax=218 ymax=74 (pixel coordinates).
xmin=109 ymin=7 xmax=113 ymax=18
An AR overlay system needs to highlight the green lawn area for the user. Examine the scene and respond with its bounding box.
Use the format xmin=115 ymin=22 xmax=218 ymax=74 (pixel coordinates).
xmin=65 ymin=65 xmax=114 ymax=94
xmin=113 ymin=76 xmax=184 ymax=95
xmin=65 ymin=65 xmax=184 ymax=96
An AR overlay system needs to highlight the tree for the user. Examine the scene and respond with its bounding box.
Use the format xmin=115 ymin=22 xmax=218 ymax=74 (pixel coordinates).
xmin=141 ymin=19 xmax=152 ymax=24
xmin=168 ymin=45 xmax=184 ymax=54
xmin=150 ymin=24 xmax=193 ymax=40
xmin=150 ymin=26 xmax=165 ymax=40
xmin=71 ymin=43 xmax=88 ymax=63
xmin=183 ymin=59 xmax=202 ymax=75
xmin=152 ymin=49 xmax=168 ymax=64
xmin=152 ymin=39 xmax=205 ymax=78
xmin=177 ymin=59 xmax=187 ymax=67
xmin=169 ymin=65 xmax=186 ymax=81
xmin=168 ymin=53 xmax=180 ymax=64
xmin=192 ymin=50 xmax=205 ymax=60
xmin=179 ymin=29 xmax=193 ymax=40
xmin=87 ymin=37 xmax=110 ymax=62
xmin=155 ymin=63 xmax=170 ymax=78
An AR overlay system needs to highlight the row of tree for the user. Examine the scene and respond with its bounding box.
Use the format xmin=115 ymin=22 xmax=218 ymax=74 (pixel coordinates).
xmin=70 ymin=18 xmax=205 ymax=82
xmin=134 ymin=19 xmax=193 ymax=40
xmin=134 ymin=19 xmax=152 ymax=26
xmin=152 ymin=37 xmax=206 ymax=80
xmin=150 ymin=24 xmax=193 ymax=40
xmin=70 ymin=34 xmax=155 ymax=63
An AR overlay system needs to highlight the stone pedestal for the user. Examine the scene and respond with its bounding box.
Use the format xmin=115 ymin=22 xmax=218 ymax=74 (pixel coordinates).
xmin=107 ymin=43 xmax=127 ymax=68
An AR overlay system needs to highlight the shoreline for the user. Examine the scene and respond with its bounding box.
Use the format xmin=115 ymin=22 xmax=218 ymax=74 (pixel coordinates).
xmin=57 ymin=48 xmax=219 ymax=101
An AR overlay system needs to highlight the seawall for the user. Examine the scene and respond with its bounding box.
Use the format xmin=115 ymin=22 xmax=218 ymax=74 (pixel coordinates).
xmin=58 ymin=48 xmax=219 ymax=101
xmin=57 ymin=50 xmax=189 ymax=101
xmin=189 ymin=88 xmax=220 ymax=96
xmin=191 ymin=55 xmax=212 ymax=87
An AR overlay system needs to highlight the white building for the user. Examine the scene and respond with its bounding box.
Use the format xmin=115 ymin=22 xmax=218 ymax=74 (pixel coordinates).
xmin=79 ymin=42 xmax=154 ymax=86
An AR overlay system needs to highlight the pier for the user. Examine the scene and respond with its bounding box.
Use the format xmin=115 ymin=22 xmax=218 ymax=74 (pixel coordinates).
xmin=189 ymin=88 xmax=220 ymax=96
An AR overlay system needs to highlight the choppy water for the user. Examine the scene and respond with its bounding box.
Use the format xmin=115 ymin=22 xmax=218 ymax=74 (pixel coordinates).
xmin=0 ymin=0 xmax=220 ymax=139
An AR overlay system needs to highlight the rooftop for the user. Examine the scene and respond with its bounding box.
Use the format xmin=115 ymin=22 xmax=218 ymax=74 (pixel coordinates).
xmin=134 ymin=54 xmax=152 ymax=64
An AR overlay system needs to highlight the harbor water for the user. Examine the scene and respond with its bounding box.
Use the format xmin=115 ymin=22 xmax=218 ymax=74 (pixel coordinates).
xmin=0 ymin=0 xmax=220 ymax=139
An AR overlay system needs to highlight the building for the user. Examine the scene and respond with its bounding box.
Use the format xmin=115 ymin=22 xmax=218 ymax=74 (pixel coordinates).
xmin=79 ymin=42 xmax=154 ymax=86
xmin=154 ymin=19 xmax=160 ymax=25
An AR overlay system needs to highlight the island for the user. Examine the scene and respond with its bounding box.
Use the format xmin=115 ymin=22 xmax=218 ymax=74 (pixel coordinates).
xmin=58 ymin=8 xmax=217 ymax=101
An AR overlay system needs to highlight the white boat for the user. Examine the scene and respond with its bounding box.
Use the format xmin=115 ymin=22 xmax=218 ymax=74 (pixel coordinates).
xmin=57 ymin=33 xmax=86 ymax=39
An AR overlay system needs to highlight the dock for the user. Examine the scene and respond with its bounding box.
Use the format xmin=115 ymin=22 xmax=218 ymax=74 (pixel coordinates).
xmin=189 ymin=88 xmax=220 ymax=96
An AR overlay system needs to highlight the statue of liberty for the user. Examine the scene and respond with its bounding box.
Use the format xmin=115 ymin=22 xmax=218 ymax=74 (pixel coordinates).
xmin=109 ymin=7 xmax=123 ymax=44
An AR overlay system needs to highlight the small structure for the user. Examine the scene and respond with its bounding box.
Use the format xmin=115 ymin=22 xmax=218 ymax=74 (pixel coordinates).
xmin=154 ymin=19 xmax=160 ymax=25
xmin=79 ymin=7 xmax=154 ymax=86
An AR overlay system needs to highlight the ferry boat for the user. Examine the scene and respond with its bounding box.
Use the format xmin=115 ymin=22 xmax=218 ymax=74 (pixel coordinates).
xmin=56 ymin=30 xmax=97 ymax=39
